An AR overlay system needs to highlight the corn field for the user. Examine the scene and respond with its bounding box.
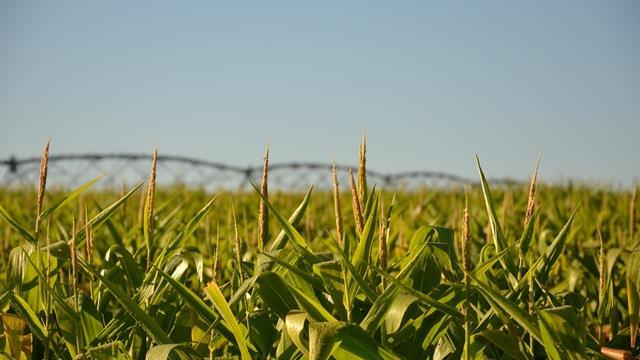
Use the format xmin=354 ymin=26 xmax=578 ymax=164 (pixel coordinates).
xmin=0 ymin=140 xmax=638 ymax=359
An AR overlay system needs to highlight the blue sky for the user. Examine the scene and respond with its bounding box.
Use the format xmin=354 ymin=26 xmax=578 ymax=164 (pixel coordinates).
xmin=1 ymin=1 xmax=639 ymax=184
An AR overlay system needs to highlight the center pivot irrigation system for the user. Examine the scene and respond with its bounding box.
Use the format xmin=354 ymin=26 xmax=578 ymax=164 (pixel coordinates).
xmin=0 ymin=153 xmax=516 ymax=189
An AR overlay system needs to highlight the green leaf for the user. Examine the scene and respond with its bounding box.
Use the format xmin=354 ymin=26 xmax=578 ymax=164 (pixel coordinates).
xmin=360 ymin=285 xmax=400 ymax=334
xmin=332 ymin=237 xmax=377 ymax=303
xmin=383 ymin=293 xmax=418 ymax=335
xmin=285 ymin=277 xmax=336 ymax=322
xmin=87 ymin=181 xmax=143 ymax=236
xmin=343 ymin=192 xmax=379 ymax=314
xmin=377 ymin=268 xmax=463 ymax=321
xmin=255 ymin=271 xmax=298 ymax=320
xmin=105 ymin=245 xmax=143 ymax=288
xmin=0 ymin=205 xmax=35 ymax=244
xmin=248 ymin=312 xmax=277 ymax=358
xmin=513 ymin=209 xmax=578 ymax=292
xmin=536 ymin=208 xmax=578 ymax=283
xmin=405 ymin=227 xmax=442 ymax=293
xmin=86 ymin=341 xmax=133 ymax=360
xmin=20 ymin=247 xmax=78 ymax=322
xmin=475 ymin=330 xmax=532 ymax=360
xmin=146 ymin=343 xmax=198 ymax=360
xmin=268 ymin=186 xmax=313 ymax=252
xmin=40 ymin=176 xmax=101 ymax=219
xmin=260 ymin=252 xmax=324 ymax=290
xmin=82 ymin=259 xmax=171 ymax=345
xmin=538 ymin=312 xmax=563 ymax=360
xmin=1 ymin=314 xmax=25 ymax=359
xmin=204 ymin=281 xmax=251 ymax=360
xmin=166 ymin=195 xmax=219 ymax=249
xmin=60 ymin=181 xmax=144 ymax=249
xmin=475 ymin=156 xmax=517 ymax=277
xmin=309 ymin=321 xmax=343 ymax=360
xmin=332 ymin=324 xmax=402 ymax=360
xmin=153 ymin=265 xmax=244 ymax=351
xmin=285 ymin=310 xmax=310 ymax=357
xmin=473 ymin=242 xmax=517 ymax=278
xmin=5 ymin=289 xmax=57 ymax=357
xmin=350 ymin=191 xmax=380 ymax=278
xmin=251 ymin=183 xmax=319 ymax=264
xmin=537 ymin=306 xmax=585 ymax=357
xmin=361 ymin=239 xmax=446 ymax=333
xmin=80 ymin=294 xmax=104 ymax=346
xmin=518 ymin=209 xmax=539 ymax=259
xmin=468 ymin=273 xmax=541 ymax=343
xmin=53 ymin=295 xmax=81 ymax=355
xmin=154 ymin=266 xmax=217 ymax=323
xmin=626 ymin=249 xmax=640 ymax=347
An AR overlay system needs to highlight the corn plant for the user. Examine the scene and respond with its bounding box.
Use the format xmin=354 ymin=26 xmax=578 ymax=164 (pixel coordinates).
xmin=0 ymin=140 xmax=638 ymax=359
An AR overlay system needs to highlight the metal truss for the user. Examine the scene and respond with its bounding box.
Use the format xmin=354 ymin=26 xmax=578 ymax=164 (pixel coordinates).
xmin=0 ymin=153 xmax=516 ymax=190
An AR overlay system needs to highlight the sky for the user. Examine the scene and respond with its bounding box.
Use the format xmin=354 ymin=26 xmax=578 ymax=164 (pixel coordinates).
xmin=1 ymin=1 xmax=639 ymax=185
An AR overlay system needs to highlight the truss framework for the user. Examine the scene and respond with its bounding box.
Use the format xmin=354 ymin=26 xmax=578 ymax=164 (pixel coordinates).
xmin=0 ymin=153 xmax=515 ymax=190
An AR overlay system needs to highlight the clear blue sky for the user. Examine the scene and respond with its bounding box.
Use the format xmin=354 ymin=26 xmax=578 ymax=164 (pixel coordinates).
xmin=1 ymin=1 xmax=639 ymax=184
